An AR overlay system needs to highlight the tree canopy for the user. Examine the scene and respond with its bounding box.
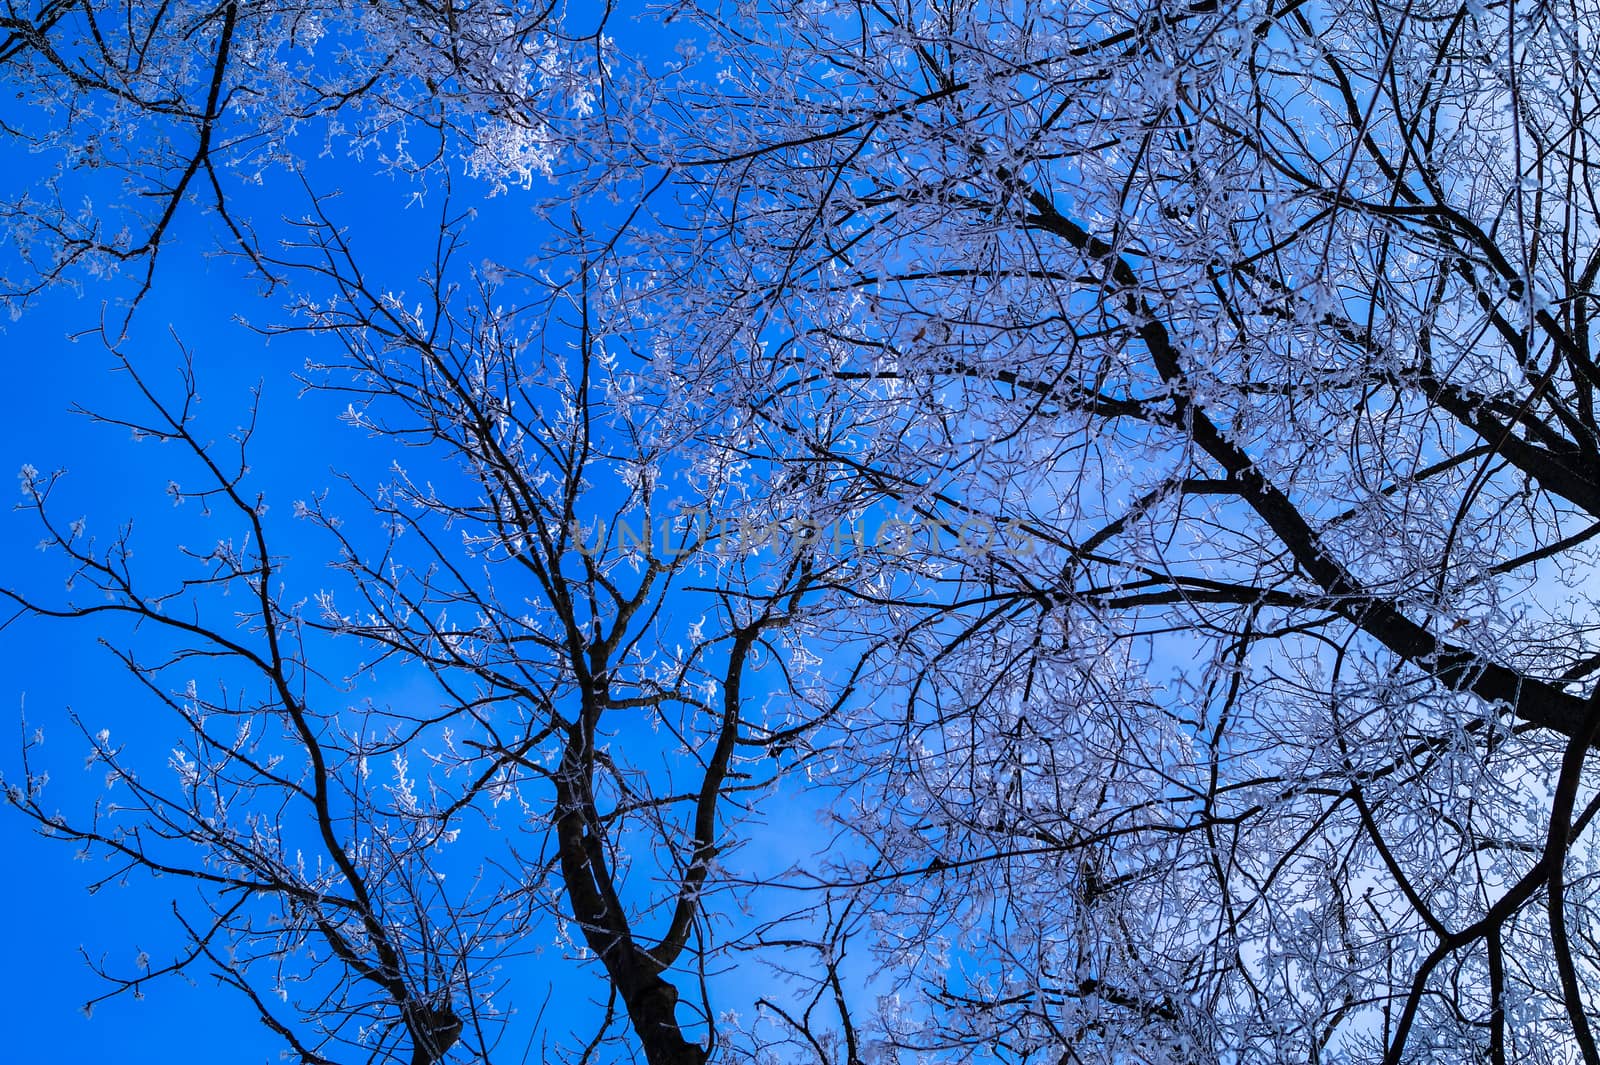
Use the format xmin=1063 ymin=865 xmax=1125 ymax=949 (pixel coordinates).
xmin=7 ymin=0 xmax=1600 ymax=1063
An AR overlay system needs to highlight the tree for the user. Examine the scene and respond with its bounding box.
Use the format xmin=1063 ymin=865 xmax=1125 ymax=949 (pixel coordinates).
xmin=646 ymin=0 xmax=1600 ymax=1061
xmin=5 ymin=186 xmax=864 ymax=1063
xmin=12 ymin=0 xmax=1600 ymax=1062
xmin=0 ymin=0 xmax=602 ymax=311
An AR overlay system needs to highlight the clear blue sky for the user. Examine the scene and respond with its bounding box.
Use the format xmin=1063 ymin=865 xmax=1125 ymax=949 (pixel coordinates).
xmin=0 ymin=210 xmax=321 ymax=1060
xmin=0 ymin=111 xmax=585 ymax=1065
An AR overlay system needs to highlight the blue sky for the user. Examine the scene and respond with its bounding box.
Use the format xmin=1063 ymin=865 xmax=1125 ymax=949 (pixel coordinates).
xmin=0 ymin=109 xmax=575 ymax=1060
xmin=0 ymin=220 xmax=311 ymax=1059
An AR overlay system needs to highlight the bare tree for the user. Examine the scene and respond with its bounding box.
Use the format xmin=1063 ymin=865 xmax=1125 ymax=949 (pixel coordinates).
xmin=20 ymin=0 xmax=1600 ymax=1062
xmin=640 ymin=0 xmax=1600 ymax=1062
xmin=0 ymin=0 xmax=604 ymax=312
xmin=3 ymin=181 xmax=866 ymax=1063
